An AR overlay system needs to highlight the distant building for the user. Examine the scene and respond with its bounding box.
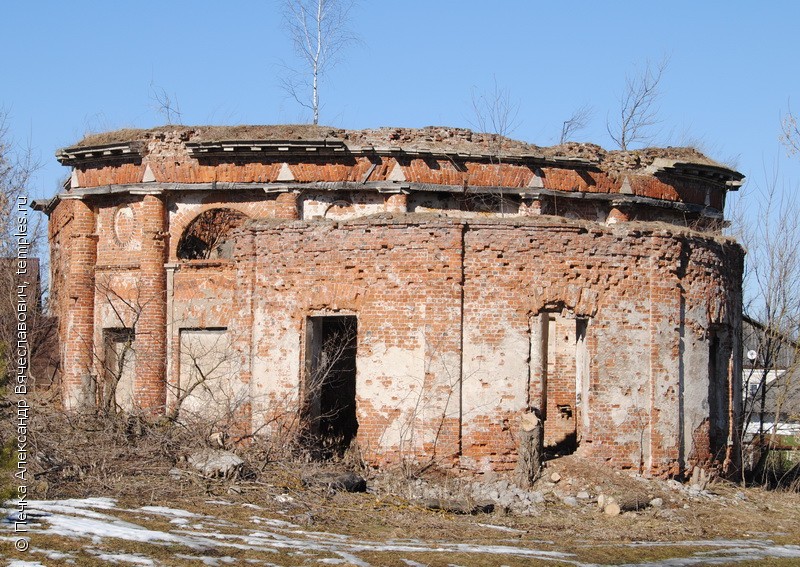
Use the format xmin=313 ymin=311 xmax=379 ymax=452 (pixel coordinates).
xmin=742 ymin=316 xmax=799 ymax=444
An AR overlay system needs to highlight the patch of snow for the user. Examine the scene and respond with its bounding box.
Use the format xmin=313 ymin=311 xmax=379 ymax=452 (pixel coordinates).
xmin=331 ymin=552 xmax=370 ymax=567
xmin=250 ymin=517 xmax=300 ymax=529
xmin=138 ymin=506 xmax=199 ymax=518
xmin=174 ymin=555 xmax=237 ymax=566
xmin=91 ymin=551 xmax=155 ymax=565
xmin=30 ymin=547 xmax=73 ymax=560
xmin=627 ymin=539 xmax=775 ymax=548
xmin=13 ymin=499 xmax=118 ymax=521
xmin=11 ymin=496 xmax=800 ymax=567
xmin=617 ymin=540 xmax=800 ymax=566
xmin=476 ymin=523 xmax=526 ymax=533
xmin=22 ymin=497 xmax=117 ymax=510
xmin=43 ymin=513 xmax=185 ymax=545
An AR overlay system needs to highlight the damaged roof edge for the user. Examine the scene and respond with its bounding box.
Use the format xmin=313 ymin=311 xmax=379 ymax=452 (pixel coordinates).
xmin=56 ymin=125 xmax=744 ymax=184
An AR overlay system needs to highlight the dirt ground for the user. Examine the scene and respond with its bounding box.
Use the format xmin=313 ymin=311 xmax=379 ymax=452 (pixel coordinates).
xmin=3 ymin=455 xmax=800 ymax=566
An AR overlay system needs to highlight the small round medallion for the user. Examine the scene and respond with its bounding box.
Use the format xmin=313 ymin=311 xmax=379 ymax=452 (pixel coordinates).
xmin=113 ymin=205 xmax=136 ymax=248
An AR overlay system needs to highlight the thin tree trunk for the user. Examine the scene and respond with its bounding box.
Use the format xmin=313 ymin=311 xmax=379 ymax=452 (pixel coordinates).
xmin=312 ymin=0 xmax=322 ymax=125
xmin=515 ymin=410 xmax=543 ymax=487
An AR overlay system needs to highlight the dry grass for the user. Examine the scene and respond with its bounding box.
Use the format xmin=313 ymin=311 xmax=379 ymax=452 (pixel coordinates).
xmin=2 ymin=404 xmax=800 ymax=565
xmin=68 ymin=124 xmax=733 ymax=175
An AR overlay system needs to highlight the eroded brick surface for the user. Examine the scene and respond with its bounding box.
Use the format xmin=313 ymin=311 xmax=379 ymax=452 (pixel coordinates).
xmin=40 ymin=127 xmax=744 ymax=477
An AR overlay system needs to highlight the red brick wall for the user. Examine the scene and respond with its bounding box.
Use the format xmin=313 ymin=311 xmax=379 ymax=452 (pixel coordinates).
xmin=237 ymin=219 xmax=465 ymax=466
xmin=47 ymin=131 xmax=743 ymax=476
xmin=227 ymin=216 xmax=742 ymax=475
xmin=50 ymin=184 xmax=742 ymax=476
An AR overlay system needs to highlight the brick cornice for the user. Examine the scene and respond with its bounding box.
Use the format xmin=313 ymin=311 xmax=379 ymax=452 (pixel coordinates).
xmin=183 ymin=138 xmax=598 ymax=169
xmin=56 ymin=141 xmax=145 ymax=166
xmin=49 ymin=180 xmax=727 ymax=219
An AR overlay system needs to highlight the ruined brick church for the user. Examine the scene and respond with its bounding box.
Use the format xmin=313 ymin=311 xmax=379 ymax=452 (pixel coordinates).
xmin=35 ymin=125 xmax=744 ymax=476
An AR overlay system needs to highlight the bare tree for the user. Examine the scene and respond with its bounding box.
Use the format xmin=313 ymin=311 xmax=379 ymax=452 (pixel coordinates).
xmin=92 ymin=277 xmax=144 ymax=414
xmin=469 ymin=76 xmax=520 ymax=149
xmin=176 ymin=208 xmax=247 ymax=260
xmin=281 ymin=0 xmax=358 ymax=125
xmin=91 ymin=274 xmax=252 ymax=442
xmin=169 ymin=327 xmax=247 ymax=428
xmin=0 ymin=110 xmax=53 ymax=392
xmin=149 ymin=82 xmax=183 ymax=126
xmin=732 ymin=164 xmax=800 ymax=485
xmin=0 ymin=110 xmax=40 ymax=258
xmin=559 ymin=103 xmax=594 ymax=144
xmin=466 ymin=77 xmax=521 ymax=216
xmin=607 ymin=58 xmax=668 ymax=150
xmin=780 ymin=102 xmax=800 ymax=157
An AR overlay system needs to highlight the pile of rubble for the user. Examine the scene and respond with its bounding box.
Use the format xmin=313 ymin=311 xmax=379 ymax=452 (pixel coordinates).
xmin=370 ymin=456 xmax=746 ymax=518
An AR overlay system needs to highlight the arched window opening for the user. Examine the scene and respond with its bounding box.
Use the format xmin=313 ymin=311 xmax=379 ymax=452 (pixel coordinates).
xmin=177 ymin=208 xmax=248 ymax=260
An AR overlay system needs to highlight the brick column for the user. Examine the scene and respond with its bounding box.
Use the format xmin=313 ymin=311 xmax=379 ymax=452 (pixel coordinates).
xmin=275 ymin=191 xmax=300 ymax=219
xmin=519 ymin=197 xmax=543 ymax=216
xmin=63 ymin=198 xmax=97 ymax=409
xmin=607 ymin=206 xmax=630 ymax=224
xmin=385 ymin=192 xmax=408 ymax=213
xmin=135 ymin=193 xmax=168 ymax=411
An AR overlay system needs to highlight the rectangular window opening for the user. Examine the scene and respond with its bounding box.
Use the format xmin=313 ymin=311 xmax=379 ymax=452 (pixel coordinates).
xmin=178 ymin=327 xmax=236 ymax=421
xmin=103 ymin=328 xmax=135 ymax=412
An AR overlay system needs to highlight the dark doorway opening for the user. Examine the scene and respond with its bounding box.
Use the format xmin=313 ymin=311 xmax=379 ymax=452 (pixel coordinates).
xmin=707 ymin=326 xmax=731 ymax=461
xmin=303 ymin=315 xmax=358 ymax=458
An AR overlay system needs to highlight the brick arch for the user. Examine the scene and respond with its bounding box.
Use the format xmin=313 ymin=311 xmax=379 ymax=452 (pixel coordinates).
xmin=527 ymin=285 xmax=599 ymax=318
xmin=323 ymin=199 xmax=354 ymax=220
xmin=176 ymin=207 xmax=250 ymax=260
xmin=169 ymin=201 xmax=258 ymax=259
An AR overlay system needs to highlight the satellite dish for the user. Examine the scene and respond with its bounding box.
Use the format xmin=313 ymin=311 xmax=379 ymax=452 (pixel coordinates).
xmin=747 ymin=350 xmax=758 ymax=362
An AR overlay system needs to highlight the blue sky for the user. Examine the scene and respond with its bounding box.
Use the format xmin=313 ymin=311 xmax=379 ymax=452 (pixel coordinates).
xmin=2 ymin=1 xmax=799 ymax=214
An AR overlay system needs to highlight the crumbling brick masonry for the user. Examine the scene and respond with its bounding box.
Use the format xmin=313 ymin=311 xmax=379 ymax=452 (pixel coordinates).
xmin=35 ymin=125 xmax=745 ymax=477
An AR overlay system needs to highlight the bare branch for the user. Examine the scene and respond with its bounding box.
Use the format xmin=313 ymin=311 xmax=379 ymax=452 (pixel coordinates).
xmin=467 ymin=77 xmax=521 ymax=218
xmin=0 ymin=109 xmax=41 ymax=258
xmin=733 ymin=163 xmax=800 ymax=485
xmin=469 ymin=76 xmax=520 ymax=148
xmin=0 ymin=110 xmax=51 ymax=392
xmin=149 ymin=82 xmax=183 ymax=126
xmin=780 ymin=102 xmax=800 ymax=157
xmin=607 ymin=58 xmax=668 ymax=150
xmin=559 ymin=103 xmax=594 ymax=144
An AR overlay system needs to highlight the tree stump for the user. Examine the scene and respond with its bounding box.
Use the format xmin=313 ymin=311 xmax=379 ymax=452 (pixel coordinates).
xmin=515 ymin=410 xmax=544 ymax=488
